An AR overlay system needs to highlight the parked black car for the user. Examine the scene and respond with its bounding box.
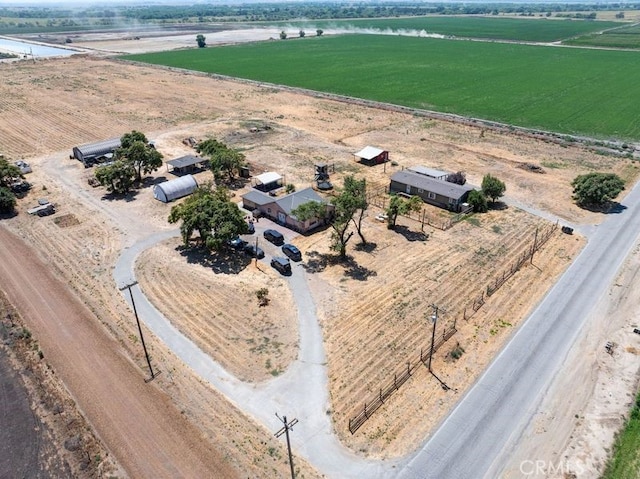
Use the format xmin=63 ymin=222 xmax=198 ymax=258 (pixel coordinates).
xmin=282 ymin=244 xmax=302 ymax=261
xmin=270 ymin=257 xmax=292 ymax=275
xmin=228 ymin=237 xmax=248 ymax=250
xmin=243 ymin=243 xmax=265 ymax=259
xmin=263 ymin=229 xmax=284 ymax=245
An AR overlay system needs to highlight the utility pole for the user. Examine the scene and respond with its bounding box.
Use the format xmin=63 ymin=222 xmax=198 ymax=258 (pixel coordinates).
xmin=120 ymin=282 xmax=158 ymax=382
xmin=428 ymin=304 xmax=438 ymax=372
xmin=428 ymin=304 xmax=452 ymax=391
xmin=275 ymin=413 xmax=298 ymax=479
xmin=531 ymin=226 xmax=539 ymax=264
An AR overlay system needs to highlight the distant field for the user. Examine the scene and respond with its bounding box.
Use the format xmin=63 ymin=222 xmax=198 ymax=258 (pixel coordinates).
xmin=565 ymin=23 xmax=640 ymax=49
xmin=123 ymin=34 xmax=640 ymax=140
xmin=264 ymin=17 xmax=621 ymax=42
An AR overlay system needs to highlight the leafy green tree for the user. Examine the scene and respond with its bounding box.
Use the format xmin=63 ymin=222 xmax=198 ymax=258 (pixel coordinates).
xmin=168 ymin=186 xmax=248 ymax=250
xmin=116 ymin=131 xmax=163 ymax=183
xmin=386 ymin=194 xmax=422 ymax=229
xmin=293 ymin=195 xmax=353 ymax=258
xmin=280 ymin=30 xmax=287 ymax=40
xmin=343 ymin=176 xmax=368 ymax=244
xmin=316 ymin=29 xmax=323 ymax=36
xmin=467 ymin=190 xmax=488 ymax=213
xmin=196 ymin=34 xmax=206 ymax=48
xmin=285 ymin=183 xmax=296 ymax=194
xmin=0 ymin=186 xmax=16 ymax=214
xmin=571 ymin=172 xmax=625 ymax=207
xmin=0 ymin=158 xmax=22 ymax=187
xmin=197 ymin=139 xmax=246 ymax=184
xmin=481 ymin=174 xmax=506 ymax=204
xmin=95 ymin=160 xmax=136 ymax=195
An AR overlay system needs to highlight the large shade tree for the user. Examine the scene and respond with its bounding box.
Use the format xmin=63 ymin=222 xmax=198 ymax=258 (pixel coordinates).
xmin=197 ymin=139 xmax=246 ymax=184
xmin=481 ymin=174 xmax=506 ymax=204
xmin=572 ymin=172 xmax=625 ymax=207
xmin=95 ymin=160 xmax=136 ymax=195
xmin=0 ymin=158 xmax=22 ymax=187
xmin=343 ymin=176 xmax=369 ymax=245
xmin=386 ymin=194 xmax=422 ymax=229
xmin=168 ymin=186 xmax=248 ymax=250
xmin=116 ymin=131 xmax=163 ymax=183
xmin=0 ymin=186 xmax=16 ymax=214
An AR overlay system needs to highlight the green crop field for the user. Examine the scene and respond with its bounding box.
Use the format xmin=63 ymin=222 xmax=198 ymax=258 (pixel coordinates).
xmin=123 ymin=34 xmax=640 ymax=140
xmin=264 ymin=17 xmax=621 ymax=43
xmin=565 ymin=23 xmax=640 ymax=49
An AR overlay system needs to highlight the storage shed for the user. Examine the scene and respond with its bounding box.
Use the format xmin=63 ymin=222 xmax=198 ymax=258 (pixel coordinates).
xmin=72 ymin=138 xmax=121 ymax=167
xmin=354 ymin=146 xmax=389 ymax=165
xmin=166 ymin=155 xmax=205 ymax=174
xmin=252 ymin=172 xmax=283 ymax=192
xmin=153 ymin=175 xmax=198 ymax=203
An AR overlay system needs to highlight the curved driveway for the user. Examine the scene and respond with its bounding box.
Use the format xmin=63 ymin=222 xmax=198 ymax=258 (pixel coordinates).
xmin=114 ymin=227 xmax=396 ymax=478
xmin=113 ymin=182 xmax=640 ymax=479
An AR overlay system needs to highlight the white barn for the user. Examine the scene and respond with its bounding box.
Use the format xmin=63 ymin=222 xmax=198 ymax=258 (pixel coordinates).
xmin=153 ymin=175 xmax=198 ymax=203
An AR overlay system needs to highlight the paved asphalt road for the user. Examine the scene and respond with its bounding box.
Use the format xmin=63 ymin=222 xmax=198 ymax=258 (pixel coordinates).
xmin=398 ymin=184 xmax=640 ymax=479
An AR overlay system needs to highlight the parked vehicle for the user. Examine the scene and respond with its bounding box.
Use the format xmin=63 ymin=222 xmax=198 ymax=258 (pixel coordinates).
xmin=561 ymin=226 xmax=574 ymax=235
xmin=228 ymin=237 xmax=247 ymax=250
xmin=243 ymin=243 xmax=265 ymax=259
xmin=282 ymin=244 xmax=302 ymax=261
xmin=264 ymin=229 xmax=284 ymax=245
xmin=270 ymin=257 xmax=292 ymax=275
xmin=36 ymin=204 xmax=55 ymax=217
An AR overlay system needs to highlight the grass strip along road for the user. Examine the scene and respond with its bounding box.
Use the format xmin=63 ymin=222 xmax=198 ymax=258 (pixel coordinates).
xmin=124 ymin=34 xmax=640 ymax=141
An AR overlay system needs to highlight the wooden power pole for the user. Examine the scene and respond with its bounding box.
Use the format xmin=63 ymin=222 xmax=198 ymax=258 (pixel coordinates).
xmin=275 ymin=413 xmax=298 ymax=479
xmin=120 ymin=281 xmax=158 ymax=382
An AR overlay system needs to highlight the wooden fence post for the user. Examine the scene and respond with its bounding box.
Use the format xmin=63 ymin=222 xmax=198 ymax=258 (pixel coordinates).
xmin=407 ymin=361 xmax=411 ymax=375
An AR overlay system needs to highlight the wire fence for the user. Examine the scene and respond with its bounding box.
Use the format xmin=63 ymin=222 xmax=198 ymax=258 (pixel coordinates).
xmin=347 ymin=222 xmax=558 ymax=434
xmin=486 ymin=222 xmax=557 ymax=297
xmin=348 ymin=324 xmax=457 ymax=435
xmin=366 ymin=187 xmax=469 ymax=231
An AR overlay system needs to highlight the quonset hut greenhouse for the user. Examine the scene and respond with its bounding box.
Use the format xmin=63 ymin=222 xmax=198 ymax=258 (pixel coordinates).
xmin=153 ymin=175 xmax=198 ymax=203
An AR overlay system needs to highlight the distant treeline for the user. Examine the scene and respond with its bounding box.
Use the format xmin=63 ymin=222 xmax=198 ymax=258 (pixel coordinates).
xmin=0 ymin=2 xmax=638 ymax=25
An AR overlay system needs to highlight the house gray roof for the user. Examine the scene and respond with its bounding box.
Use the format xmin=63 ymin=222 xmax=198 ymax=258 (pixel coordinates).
xmin=242 ymin=189 xmax=273 ymax=206
xmin=408 ymin=165 xmax=450 ymax=179
xmin=167 ymin=155 xmax=202 ymax=169
xmin=276 ymin=187 xmax=326 ymax=215
xmin=391 ymin=170 xmax=474 ymax=199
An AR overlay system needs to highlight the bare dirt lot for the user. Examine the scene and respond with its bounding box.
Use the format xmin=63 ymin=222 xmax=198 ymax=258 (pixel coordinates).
xmin=1 ymin=49 xmax=638 ymax=476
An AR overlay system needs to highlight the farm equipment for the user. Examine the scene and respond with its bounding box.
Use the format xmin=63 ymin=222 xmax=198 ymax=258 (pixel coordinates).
xmin=182 ymin=137 xmax=198 ymax=148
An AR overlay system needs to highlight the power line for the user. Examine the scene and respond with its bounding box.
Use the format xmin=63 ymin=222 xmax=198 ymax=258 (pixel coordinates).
xmin=274 ymin=413 xmax=298 ymax=479
xmin=119 ymin=281 xmax=158 ymax=382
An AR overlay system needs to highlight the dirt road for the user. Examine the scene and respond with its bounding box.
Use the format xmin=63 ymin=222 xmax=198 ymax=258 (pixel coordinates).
xmin=0 ymin=226 xmax=237 ymax=478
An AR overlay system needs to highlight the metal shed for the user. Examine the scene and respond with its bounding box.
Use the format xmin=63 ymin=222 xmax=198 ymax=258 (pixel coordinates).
xmin=72 ymin=138 xmax=121 ymax=167
xmin=153 ymin=175 xmax=198 ymax=203
xmin=166 ymin=155 xmax=205 ymax=174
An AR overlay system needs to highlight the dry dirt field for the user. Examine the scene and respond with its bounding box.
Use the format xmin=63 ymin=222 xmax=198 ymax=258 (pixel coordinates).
xmin=1 ymin=49 xmax=638 ymax=475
